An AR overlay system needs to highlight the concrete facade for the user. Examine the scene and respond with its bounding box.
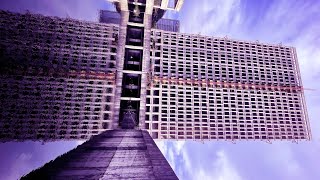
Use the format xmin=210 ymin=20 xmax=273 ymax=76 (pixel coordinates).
xmin=145 ymin=30 xmax=311 ymax=141
xmin=0 ymin=10 xmax=118 ymax=141
xmin=0 ymin=0 xmax=310 ymax=143
xmin=22 ymin=130 xmax=178 ymax=180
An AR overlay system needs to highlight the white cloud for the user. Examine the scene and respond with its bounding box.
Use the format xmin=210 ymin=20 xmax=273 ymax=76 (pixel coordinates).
xmin=180 ymin=0 xmax=241 ymax=36
xmin=5 ymin=153 xmax=33 ymax=180
xmin=157 ymin=140 xmax=243 ymax=180
xmin=155 ymin=140 xmax=186 ymax=172
xmin=264 ymin=144 xmax=303 ymax=179
xmin=18 ymin=152 xmax=32 ymax=161
xmin=212 ymin=150 xmax=242 ymax=180
xmin=155 ymin=140 xmax=168 ymax=154
xmin=168 ymin=146 xmax=176 ymax=170
xmin=179 ymin=143 xmax=192 ymax=179
xmin=177 ymin=144 xmax=242 ymax=180
xmin=173 ymin=140 xmax=186 ymax=156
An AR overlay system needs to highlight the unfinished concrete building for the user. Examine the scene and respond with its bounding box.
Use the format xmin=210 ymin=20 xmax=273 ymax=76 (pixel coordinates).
xmin=146 ymin=31 xmax=310 ymax=141
xmin=0 ymin=10 xmax=119 ymax=140
xmin=0 ymin=0 xmax=311 ymax=143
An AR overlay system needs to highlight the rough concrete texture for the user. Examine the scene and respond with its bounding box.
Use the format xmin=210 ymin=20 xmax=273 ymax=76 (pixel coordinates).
xmin=0 ymin=10 xmax=118 ymax=141
xmin=22 ymin=130 xmax=178 ymax=180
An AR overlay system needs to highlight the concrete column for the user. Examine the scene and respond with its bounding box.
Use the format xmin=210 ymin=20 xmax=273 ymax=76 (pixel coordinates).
xmin=139 ymin=14 xmax=153 ymax=130
xmin=22 ymin=130 xmax=178 ymax=179
xmin=112 ymin=11 xmax=130 ymax=129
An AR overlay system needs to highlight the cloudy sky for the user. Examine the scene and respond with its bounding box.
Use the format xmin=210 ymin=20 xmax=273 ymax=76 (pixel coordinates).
xmin=0 ymin=0 xmax=319 ymax=179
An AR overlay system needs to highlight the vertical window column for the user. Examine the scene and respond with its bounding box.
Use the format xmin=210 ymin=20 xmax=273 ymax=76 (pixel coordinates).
xmin=119 ymin=2 xmax=146 ymax=129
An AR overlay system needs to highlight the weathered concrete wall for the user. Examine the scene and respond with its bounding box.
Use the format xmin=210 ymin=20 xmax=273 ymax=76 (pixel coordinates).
xmin=145 ymin=29 xmax=311 ymax=141
xmin=0 ymin=10 xmax=118 ymax=141
xmin=22 ymin=130 xmax=178 ymax=180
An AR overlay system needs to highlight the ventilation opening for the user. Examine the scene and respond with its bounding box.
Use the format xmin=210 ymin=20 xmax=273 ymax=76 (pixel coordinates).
xmin=119 ymin=100 xmax=140 ymax=129
xmin=128 ymin=3 xmax=145 ymax=23
xmin=126 ymin=26 xmax=144 ymax=46
xmin=124 ymin=48 xmax=143 ymax=71
xmin=121 ymin=73 xmax=141 ymax=98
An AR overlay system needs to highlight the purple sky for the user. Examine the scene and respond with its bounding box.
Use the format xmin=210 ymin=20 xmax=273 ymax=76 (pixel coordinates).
xmin=0 ymin=0 xmax=320 ymax=179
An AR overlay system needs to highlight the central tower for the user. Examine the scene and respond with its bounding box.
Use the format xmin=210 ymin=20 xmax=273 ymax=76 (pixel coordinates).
xmin=111 ymin=0 xmax=183 ymax=129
